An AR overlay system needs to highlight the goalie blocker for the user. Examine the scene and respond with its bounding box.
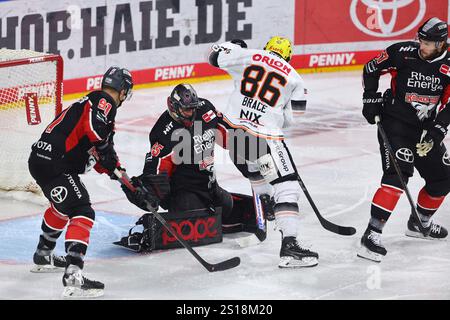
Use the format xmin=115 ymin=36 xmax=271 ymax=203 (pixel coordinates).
xmin=114 ymin=193 xmax=271 ymax=252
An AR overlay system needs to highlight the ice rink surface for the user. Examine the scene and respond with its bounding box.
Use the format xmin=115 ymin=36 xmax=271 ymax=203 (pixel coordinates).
xmin=1 ymin=71 xmax=449 ymax=300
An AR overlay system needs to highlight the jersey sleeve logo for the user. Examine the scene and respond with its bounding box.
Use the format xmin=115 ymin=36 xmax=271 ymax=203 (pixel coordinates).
xmin=151 ymin=142 xmax=164 ymax=157
xmin=440 ymin=64 xmax=450 ymax=77
xmin=202 ymin=110 xmax=216 ymax=123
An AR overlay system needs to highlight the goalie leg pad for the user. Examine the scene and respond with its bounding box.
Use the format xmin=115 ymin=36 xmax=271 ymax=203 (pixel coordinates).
xmin=222 ymin=193 xmax=255 ymax=233
xmin=223 ymin=193 xmax=273 ymax=238
xmin=115 ymin=208 xmax=223 ymax=252
xmin=113 ymin=214 xmax=156 ymax=252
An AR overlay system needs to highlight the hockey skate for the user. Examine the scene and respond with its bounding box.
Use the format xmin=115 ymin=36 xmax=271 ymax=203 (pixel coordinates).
xmin=62 ymin=265 xmax=104 ymax=299
xmin=278 ymin=236 xmax=319 ymax=268
xmin=30 ymin=250 xmax=66 ymax=273
xmin=405 ymin=215 xmax=448 ymax=240
xmin=357 ymin=228 xmax=387 ymax=262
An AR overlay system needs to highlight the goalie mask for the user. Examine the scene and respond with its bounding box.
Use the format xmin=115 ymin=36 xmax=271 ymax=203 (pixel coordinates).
xmin=167 ymin=83 xmax=200 ymax=127
xmin=264 ymin=36 xmax=292 ymax=62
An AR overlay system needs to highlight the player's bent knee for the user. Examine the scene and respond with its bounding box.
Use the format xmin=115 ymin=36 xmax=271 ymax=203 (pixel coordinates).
xmin=68 ymin=205 xmax=95 ymax=221
xmin=381 ymin=173 xmax=408 ymax=191
xmin=426 ymin=179 xmax=450 ymax=197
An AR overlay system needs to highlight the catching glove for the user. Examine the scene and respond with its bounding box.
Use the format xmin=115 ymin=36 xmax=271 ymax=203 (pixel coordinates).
xmin=121 ymin=176 xmax=160 ymax=212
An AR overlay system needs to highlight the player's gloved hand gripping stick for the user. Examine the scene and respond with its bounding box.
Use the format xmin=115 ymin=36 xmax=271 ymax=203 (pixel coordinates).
xmin=375 ymin=116 xmax=428 ymax=235
xmin=113 ymin=169 xmax=241 ymax=272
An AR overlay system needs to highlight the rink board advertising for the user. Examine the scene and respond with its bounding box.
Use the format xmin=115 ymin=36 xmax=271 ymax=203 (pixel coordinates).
xmin=0 ymin=0 xmax=448 ymax=96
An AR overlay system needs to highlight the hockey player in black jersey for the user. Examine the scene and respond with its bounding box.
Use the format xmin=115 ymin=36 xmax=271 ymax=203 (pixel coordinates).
xmin=358 ymin=17 xmax=450 ymax=262
xmin=28 ymin=66 xmax=136 ymax=297
xmin=117 ymin=83 xmax=269 ymax=252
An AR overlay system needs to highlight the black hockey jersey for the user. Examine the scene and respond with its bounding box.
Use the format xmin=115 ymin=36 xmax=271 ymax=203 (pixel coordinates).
xmin=363 ymin=41 xmax=450 ymax=127
xmin=143 ymin=98 xmax=224 ymax=194
xmin=29 ymin=91 xmax=118 ymax=174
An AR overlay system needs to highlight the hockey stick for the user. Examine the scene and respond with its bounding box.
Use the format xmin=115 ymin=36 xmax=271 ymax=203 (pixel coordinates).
xmin=113 ymin=169 xmax=241 ymax=272
xmin=252 ymin=190 xmax=267 ymax=242
xmin=296 ymin=174 xmax=357 ymax=236
xmin=375 ymin=116 xmax=428 ymax=235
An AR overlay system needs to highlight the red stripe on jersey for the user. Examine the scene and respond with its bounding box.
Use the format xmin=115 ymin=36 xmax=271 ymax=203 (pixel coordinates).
xmin=372 ymin=185 xmax=403 ymax=212
xmin=65 ymin=105 xmax=88 ymax=152
xmin=439 ymin=84 xmax=450 ymax=112
xmin=417 ymin=187 xmax=445 ymax=210
xmin=65 ymin=100 xmax=102 ymax=152
xmin=157 ymin=152 xmax=175 ymax=176
xmin=389 ymin=69 xmax=398 ymax=96
xmin=84 ymin=100 xmax=102 ymax=143
xmin=65 ymin=216 xmax=94 ymax=245
xmin=45 ymin=106 xmax=70 ymax=134
xmin=217 ymin=123 xmax=228 ymax=149
xmin=43 ymin=206 xmax=69 ymax=231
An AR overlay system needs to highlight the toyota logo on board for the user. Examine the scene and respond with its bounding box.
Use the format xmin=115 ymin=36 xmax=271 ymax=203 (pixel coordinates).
xmin=350 ymin=0 xmax=426 ymax=37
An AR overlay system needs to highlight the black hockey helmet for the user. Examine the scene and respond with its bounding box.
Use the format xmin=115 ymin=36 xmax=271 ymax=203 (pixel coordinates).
xmin=102 ymin=66 xmax=134 ymax=101
xmin=417 ymin=17 xmax=448 ymax=42
xmin=167 ymin=83 xmax=200 ymax=127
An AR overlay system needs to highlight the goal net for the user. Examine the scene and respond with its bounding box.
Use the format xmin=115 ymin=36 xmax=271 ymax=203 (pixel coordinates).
xmin=0 ymin=49 xmax=63 ymax=194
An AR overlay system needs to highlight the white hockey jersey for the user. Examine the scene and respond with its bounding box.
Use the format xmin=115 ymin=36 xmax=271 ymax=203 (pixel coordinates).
xmin=213 ymin=41 xmax=307 ymax=140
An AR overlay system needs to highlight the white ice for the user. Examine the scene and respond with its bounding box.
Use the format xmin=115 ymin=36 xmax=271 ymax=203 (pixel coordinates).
xmin=1 ymin=71 xmax=449 ymax=300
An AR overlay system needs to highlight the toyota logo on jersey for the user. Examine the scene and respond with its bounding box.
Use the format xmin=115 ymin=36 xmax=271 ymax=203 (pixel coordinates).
xmin=396 ymin=148 xmax=414 ymax=163
xmin=350 ymin=0 xmax=426 ymax=38
xmin=50 ymin=186 xmax=68 ymax=203
xmin=443 ymin=151 xmax=450 ymax=166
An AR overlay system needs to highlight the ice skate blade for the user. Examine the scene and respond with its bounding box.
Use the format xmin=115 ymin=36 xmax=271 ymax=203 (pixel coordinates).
xmin=357 ymin=246 xmax=383 ymax=262
xmin=62 ymin=286 xmax=104 ymax=299
xmin=405 ymin=229 xmax=447 ymax=241
xmin=278 ymin=256 xmax=318 ymax=268
xmin=30 ymin=265 xmax=64 ymax=273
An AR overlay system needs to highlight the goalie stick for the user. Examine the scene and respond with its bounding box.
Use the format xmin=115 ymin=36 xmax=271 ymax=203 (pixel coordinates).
xmin=297 ymin=174 xmax=357 ymax=236
xmin=375 ymin=116 xmax=428 ymax=235
xmin=113 ymin=169 xmax=241 ymax=272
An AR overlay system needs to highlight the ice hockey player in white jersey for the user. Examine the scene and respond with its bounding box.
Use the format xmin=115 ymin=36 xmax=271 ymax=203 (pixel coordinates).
xmin=208 ymin=36 xmax=318 ymax=268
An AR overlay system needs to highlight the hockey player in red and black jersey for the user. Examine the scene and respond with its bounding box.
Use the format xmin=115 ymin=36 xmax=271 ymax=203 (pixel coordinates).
xmin=358 ymin=18 xmax=450 ymax=262
xmin=28 ymin=66 xmax=135 ymax=297
xmin=117 ymin=84 xmax=268 ymax=252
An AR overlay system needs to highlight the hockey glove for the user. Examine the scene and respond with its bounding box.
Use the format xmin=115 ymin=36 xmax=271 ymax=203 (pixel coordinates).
xmin=230 ymin=39 xmax=248 ymax=48
xmin=362 ymin=91 xmax=383 ymax=124
xmin=140 ymin=173 xmax=171 ymax=202
xmin=95 ymin=141 xmax=119 ymax=173
xmin=416 ymin=122 xmax=447 ymax=157
xmin=121 ymin=176 xmax=160 ymax=212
